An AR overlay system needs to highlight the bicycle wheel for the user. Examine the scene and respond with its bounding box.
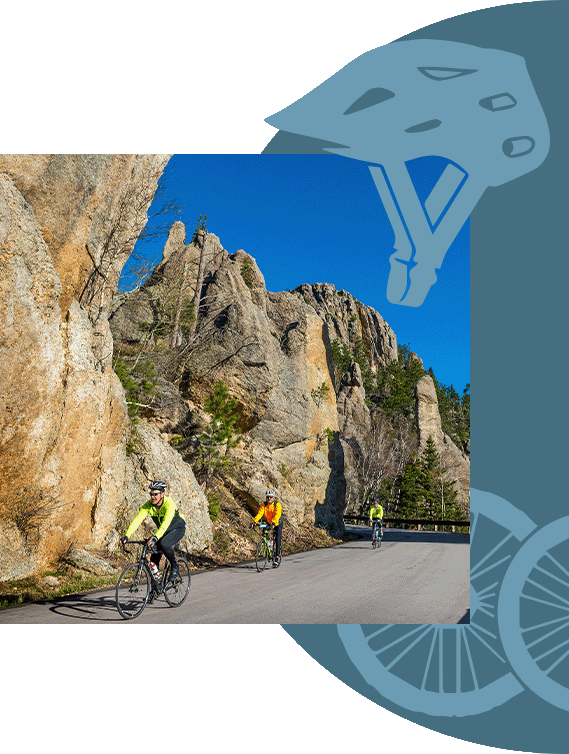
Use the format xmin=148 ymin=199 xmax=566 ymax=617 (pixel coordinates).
xmin=498 ymin=516 xmax=569 ymax=711
xmin=164 ymin=556 xmax=191 ymax=607
xmin=338 ymin=489 xmax=537 ymax=716
xmin=116 ymin=563 xmax=150 ymax=620
xmin=256 ymin=541 xmax=268 ymax=572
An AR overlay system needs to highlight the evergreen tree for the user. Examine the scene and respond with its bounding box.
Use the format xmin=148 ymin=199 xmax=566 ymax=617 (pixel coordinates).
xmin=420 ymin=435 xmax=464 ymax=527
xmin=197 ymin=381 xmax=242 ymax=488
xmin=397 ymin=460 xmax=423 ymax=518
xmin=376 ymin=343 xmax=425 ymax=419
xmin=395 ymin=436 xmax=466 ymax=528
xmin=420 ymin=436 xmax=439 ymax=517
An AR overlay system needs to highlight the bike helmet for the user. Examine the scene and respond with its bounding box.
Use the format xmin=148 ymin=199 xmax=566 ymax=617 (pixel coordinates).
xmin=149 ymin=480 xmax=167 ymax=493
xmin=265 ymin=489 xmax=276 ymax=499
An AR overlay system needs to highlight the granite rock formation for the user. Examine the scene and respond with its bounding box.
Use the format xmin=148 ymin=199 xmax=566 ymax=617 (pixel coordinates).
xmin=0 ymin=156 xmax=213 ymax=581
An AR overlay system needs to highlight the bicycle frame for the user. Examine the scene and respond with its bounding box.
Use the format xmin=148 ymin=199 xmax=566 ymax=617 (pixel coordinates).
xmin=372 ymin=521 xmax=383 ymax=547
xmin=122 ymin=540 xmax=167 ymax=593
xmin=257 ymin=523 xmax=274 ymax=556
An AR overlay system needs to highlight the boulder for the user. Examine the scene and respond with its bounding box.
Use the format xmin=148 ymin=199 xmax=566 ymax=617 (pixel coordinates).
xmin=63 ymin=548 xmax=116 ymax=576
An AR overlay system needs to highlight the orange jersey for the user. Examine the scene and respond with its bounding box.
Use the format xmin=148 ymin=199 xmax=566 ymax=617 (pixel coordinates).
xmin=254 ymin=500 xmax=282 ymax=526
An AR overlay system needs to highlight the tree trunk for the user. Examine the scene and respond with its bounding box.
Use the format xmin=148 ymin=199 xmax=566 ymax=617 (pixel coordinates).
xmin=186 ymin=232 xmax=208 ymax=343
xmin=169 ymin=258 xmax=189 ymax=348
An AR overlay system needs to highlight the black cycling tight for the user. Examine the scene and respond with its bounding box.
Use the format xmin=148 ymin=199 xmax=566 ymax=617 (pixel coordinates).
xmin=151 ymin=526 xmax=185 ymax=570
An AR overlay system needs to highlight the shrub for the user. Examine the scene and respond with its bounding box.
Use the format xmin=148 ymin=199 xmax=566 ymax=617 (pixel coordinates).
xmin=208 ymin=492 xmax=221 ymax=522
xmin=240 ymin=256 xmax=255 ymax=289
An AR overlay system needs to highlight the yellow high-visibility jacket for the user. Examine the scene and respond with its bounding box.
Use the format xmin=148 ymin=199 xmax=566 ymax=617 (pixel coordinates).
xmin=125 ymin=496 xmax=185 ymax=540
xmin=369 ymin=504 xmax=384 ymax=521
xmin=254 ymin=500 xmax=282 ymax=526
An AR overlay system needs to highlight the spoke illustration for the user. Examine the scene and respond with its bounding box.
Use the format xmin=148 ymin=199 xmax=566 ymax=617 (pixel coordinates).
xmin=468 ymin=625 xmax=507 ymax=663
xmin=469 ymin=620 xmax=497 ymax=640
xmin=525 ymin=578 xmax=569 ymax=608
xmin=461 ymin=628 xmax=479 ymax=691
xmin=373 ymin=624 xmax=429 ymax=656
xmin=546 ymin=552 xmax=569 ymax=580
xmin=384 ymin=627 xmax=434 ymax=670
xmin=422 ymin=628 xmax=439 ymax=691
xmin=544 ymin=647 xmax=569 ymax=676
xmin=521 ymin=594 xmax=569 ymax=613
xmin=525 ymin=620 xmax=569 ymax=650
xmin=534 ymin=563 xmax=569 ymax=590
xmin=521 ymin=614 xmax=569 ymax=634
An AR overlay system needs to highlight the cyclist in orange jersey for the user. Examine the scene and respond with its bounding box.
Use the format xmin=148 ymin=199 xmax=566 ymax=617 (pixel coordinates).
xmin=252 ymin=489 xmax=283 ymax=564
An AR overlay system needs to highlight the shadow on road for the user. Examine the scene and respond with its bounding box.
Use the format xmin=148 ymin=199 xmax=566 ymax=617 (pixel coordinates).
xmin=382 ymin=530 xmax=470 ymax=544
xmin=45 ymin=591 xmax=126 ymax=622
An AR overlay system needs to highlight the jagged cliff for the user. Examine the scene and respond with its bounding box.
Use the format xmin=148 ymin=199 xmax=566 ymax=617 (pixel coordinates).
xmin=111 ymin=222 xmax=470 ymax=527
xmin=0 ymin=157 xmax=469 ymax=583
xmin=0 ymin=157 xmax=213 ymax=581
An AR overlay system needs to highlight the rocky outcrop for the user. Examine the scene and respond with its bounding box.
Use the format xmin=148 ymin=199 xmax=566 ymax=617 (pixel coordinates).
xmin=111 ymin=236 xmax=346 ymax=535
xmin=111 ymin=221 xmax=470 ymax=534
xmin=292 ymin=283 xmax=398 ymax=372
xmin=336 ymin=362 xmax=372 ymax=509
xmin=0 ymin=155 xmax=215 ymax=581
xmin=415 ymin=375 xmax=470 ymax=510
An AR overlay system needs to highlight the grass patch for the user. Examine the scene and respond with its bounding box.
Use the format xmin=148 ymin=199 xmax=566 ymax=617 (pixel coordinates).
xmin=0 ymin=571 xmax=118 ymax=608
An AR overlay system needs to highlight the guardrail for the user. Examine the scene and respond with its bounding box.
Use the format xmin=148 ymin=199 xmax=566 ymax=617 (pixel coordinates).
xmin=343 ymin=515 xmax=470 ymax=533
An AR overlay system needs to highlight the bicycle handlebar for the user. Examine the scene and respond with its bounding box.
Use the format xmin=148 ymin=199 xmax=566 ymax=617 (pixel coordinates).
xmin=120 ymin=539 xmax=158 ymax=553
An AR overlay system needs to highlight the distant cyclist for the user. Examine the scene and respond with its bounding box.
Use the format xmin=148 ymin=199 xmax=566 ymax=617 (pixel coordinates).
xmin=369 ymin=500 xmax=384 ymax=539
xmin=119 ymin=481 xmax=186 ymax=583
xmin=252 ymin=489 xmax=283 ymax=564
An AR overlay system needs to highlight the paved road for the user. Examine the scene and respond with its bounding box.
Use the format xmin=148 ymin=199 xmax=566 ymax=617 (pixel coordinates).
xmin=0 ymin=527 xmax=469 ymax=624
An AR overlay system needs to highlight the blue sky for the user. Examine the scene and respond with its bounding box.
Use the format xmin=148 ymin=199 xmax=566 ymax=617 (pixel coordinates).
xmin=125 ymin=154 xmax=470 ymax=392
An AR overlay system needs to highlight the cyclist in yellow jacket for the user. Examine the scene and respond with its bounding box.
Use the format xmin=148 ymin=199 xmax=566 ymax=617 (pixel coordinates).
xmin=120 ymin=480 xmax=186 ymax=583
xmin=369 ymin=500 xmax=384 ymax=539
xmin=252 ymin=489 xmax=283 ymax=565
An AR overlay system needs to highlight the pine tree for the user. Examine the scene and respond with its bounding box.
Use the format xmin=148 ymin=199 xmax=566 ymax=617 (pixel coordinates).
xmin=420 ymin=436 xmax=439 ymax=518
xmin=397 ymin=460 xmax=423 ymax=518
xmin=419 ymin=435 xmax=464 ymax=528
xmin=197 ymin=381 xmax=242 ymax=488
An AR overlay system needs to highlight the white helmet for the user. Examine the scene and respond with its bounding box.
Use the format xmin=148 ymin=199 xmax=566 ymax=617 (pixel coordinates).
xmin=265 ymin=489 xmax=277 ymax=499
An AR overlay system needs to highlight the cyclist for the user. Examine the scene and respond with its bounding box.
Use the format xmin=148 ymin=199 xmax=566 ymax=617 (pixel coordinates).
xmin=252 ymin=489 xmax=283 ymax=565
xmin=119 ymin=480 xmax=186 ymax=583
xmin=369 ymin=499 xmax=384 ymax=541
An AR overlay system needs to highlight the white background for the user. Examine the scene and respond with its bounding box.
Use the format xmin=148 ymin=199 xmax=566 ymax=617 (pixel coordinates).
xmin=3 ymin=3 xmax=530 ymax=752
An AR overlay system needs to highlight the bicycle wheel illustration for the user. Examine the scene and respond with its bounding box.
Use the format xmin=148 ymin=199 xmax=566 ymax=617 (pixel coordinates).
xmin=498 ymin=516 xmax=569 ymax=711
xmin=338 ymin=488 xmax=537 ymax=716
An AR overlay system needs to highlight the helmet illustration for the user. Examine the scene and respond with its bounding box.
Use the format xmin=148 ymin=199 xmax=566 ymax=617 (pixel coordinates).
xmin=266 ymin=39 xmax=549 ymax=306
xmin=149 ymin=480 xmax=167 ymax=493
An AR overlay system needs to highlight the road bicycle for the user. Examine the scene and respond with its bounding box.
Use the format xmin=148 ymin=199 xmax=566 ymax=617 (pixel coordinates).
xmin=254 ymin=522 xmax=281 ymax=572
xmin=371 ymin=521 xmax=383 ymax=549
xmin=116 ymin=539 xmax=191 ymax=619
